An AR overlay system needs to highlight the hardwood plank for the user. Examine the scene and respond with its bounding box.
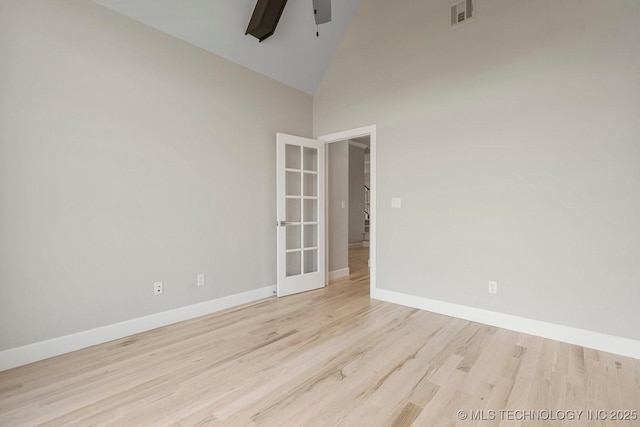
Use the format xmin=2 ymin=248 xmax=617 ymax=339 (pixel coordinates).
xmin=389 ymin=402 xmax=423 ymax=427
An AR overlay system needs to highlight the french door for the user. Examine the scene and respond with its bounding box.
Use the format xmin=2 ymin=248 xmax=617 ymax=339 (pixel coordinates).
xmin=276 ymin=133 xmax=325 ymax=297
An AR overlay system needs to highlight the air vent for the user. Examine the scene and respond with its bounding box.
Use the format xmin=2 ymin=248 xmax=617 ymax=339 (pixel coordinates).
xmin=451 ymin=0 xmax=474 ymax=26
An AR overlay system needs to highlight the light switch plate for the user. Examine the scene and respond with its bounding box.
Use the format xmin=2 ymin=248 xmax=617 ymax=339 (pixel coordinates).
xmin=391 ymin=198 xmax=402 ymax=208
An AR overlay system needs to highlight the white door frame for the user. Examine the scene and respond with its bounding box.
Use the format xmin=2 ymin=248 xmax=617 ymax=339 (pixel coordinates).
xmin=318 ymin=125 xmax=376 ymax=296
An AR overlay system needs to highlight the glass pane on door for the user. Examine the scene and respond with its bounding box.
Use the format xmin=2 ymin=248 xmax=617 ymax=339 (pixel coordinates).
xmin=303 ymin=173 xmax=317 ymax=197
xmin=286 ymin=171 xmax=301 ymax=196
xmin=286 ymin=199 xmax=301 ymax=223
xmin=303 ymin=147 xmax=318 ymax=172
xmin=286 ymin=144 xmax=301 ymax=169
xmin=303 ymin=249 xmax=318 ymax=273
xmin=303 ymin=224 xmax=317 ymax=248
xmin=303 ymin=199 xmax=317 ymax=222
xmin=286 ymin=225 xmax=301 ymax=250
xmin=286 ymin=251 xmax=302 ymax=277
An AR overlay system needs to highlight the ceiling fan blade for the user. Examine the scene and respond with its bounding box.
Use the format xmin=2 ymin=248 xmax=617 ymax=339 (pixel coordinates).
xmin=246 ymin=0 xmax=289 ymax=42
xmin=313 ymin=0 xmax=331 ymax=25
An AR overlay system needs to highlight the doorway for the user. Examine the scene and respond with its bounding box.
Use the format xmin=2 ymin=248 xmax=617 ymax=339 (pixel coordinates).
xmin=319 ymin=125 xmax=376 ymax=296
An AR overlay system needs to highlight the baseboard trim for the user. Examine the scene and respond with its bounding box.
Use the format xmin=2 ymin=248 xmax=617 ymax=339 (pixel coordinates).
xmin=348 ymin=242 xmax=363 ymax=249
xmin=0 ymin=285 xmax=276 ymax=372
xmin=372 ymin=288 xmax=640 ymax=360
xmin=328 ymin=268 xmax=350 ymax=281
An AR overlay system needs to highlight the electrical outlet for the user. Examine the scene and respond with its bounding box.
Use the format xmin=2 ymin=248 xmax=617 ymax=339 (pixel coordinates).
xmin=197 ymin=273 xmax=205 ymax=287
xmin=154 ymin=281 xmax=163 ymax=295
xmin=488 ymin=281 xmax=497 ymax=294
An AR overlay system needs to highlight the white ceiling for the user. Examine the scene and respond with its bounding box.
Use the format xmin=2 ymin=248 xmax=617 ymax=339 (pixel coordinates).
xmin=92 ymin=0 xmax=361 ymax=95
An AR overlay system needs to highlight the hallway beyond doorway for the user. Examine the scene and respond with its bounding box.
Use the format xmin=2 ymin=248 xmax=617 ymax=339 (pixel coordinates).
xmin=328 ymin=246 xmax=369 ymax=289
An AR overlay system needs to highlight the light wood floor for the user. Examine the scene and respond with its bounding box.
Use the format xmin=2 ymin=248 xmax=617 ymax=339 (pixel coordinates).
xmin=1 ymin=247 xmax=639 ymax=426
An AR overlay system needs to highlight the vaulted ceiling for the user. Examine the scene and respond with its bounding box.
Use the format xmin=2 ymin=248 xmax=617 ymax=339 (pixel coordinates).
xmin=92 ymin=0 xmax=362 ymax=95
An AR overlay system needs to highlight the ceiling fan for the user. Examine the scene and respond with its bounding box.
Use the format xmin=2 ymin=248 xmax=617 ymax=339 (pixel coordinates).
xmin=246 ymin=0 xmax=331 ymax=42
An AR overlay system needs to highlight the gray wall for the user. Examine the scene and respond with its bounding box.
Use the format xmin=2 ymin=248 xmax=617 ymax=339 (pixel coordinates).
xmin=348 ymin=145 xmax=365 ymax=244
xmin=328 ymin=141 xmax=349 ymax=272
xmin=314 ymin=0 xmax=640 ymax=340
xmin=0 ymin=0 xmax=312 ymax=351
